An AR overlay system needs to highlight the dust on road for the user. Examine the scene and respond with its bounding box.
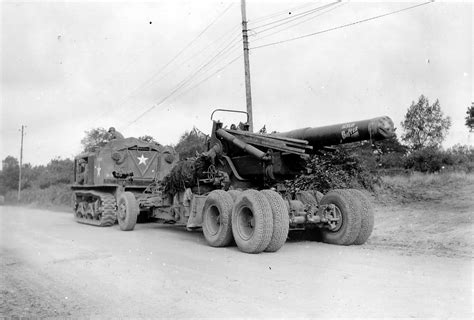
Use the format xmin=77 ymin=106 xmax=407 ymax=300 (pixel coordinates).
xmin=0 ymin=205 xmax=472 ymax=318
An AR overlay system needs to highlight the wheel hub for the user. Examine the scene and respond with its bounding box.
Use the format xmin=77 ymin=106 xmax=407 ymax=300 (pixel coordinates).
xmin=324 ymin=204 xmax=342 ymax=232
xmin=118 ymin=203 xmax=126 ymax=220
xmin=237 ymin=207 xmax=255 ymax=240
xmin=206 ymin=205 xmax=221 ymax=236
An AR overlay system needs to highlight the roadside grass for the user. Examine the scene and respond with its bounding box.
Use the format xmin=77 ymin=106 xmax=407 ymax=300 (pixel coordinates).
xmin=2 ymin=172 xmax=472 ymax=258
xmin=382 ymin=170 xmax=474 ymax=185
xmin=4 ymin=184 xmax=72 ymax=211
xmin=375 ymin=171 xmax=474 ymax=203
xmin=369 ymin=172 xmax=473 ymax=258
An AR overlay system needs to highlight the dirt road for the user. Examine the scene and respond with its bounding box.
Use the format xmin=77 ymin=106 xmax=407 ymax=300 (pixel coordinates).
xmin=1 ymin=205 xmax=472 ymax=318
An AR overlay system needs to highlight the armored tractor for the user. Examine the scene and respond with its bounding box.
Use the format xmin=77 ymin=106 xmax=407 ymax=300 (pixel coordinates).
xmin=71 ymin=137 xmax=178 ymax=229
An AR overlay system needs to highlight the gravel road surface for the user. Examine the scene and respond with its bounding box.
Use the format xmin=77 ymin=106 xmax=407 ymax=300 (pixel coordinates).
xmin=1 ymin=206 xmax=471 ymax=318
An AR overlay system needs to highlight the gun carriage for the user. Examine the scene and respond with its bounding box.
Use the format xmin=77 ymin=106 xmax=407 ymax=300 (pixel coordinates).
xmin=72 ymin=109 xmax=395 ymax=253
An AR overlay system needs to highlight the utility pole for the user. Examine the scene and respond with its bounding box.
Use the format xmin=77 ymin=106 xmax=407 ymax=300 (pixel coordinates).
xmin=18 ymin=125 xmax=25 ymax=201
xmin=241 ymin=0 xmax=253 ymax=132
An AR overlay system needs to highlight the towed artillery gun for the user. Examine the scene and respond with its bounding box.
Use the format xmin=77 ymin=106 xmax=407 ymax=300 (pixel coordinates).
xmin=71 ymin=110 xmax=395 ymax=253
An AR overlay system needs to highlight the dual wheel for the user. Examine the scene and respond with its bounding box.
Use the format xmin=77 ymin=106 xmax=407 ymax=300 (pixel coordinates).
xmin=202 ymin=189 xmax=289 ymax=254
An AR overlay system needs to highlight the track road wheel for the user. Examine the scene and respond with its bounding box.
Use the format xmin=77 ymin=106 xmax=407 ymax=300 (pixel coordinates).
xmin=347 ymin=189 xmax=374 ymax=245
xmin=202 ymin=190 xmax=234 ymax=247
xmin=319 ymin=189 xmax=361 ymax=245
xmin=117 ymin=192 xmax=138 ymax=231
xmin=232 ymin=190 xmax=273 ymax=254
xmin=261 ymin=190 xmax=289 ymax=252
xmin=75 ymin=203 xmax=85 ymax=219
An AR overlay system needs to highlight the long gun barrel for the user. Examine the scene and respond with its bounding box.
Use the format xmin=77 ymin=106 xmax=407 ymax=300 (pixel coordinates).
xmin=275 ymin=116 xmax=395 ymax=150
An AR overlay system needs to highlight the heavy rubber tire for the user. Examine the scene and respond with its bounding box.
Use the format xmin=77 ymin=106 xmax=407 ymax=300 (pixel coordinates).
xmin=232 ymin=190 xmax=273 ymax=254
xmin=348 ymin=189 xmax=374 ymax=245
xmin=261 ymin=190 xmax=289 ymax=252
xmin=202 ymin=190 xmax=234 ymax=247
xmin=227 ymin=190 xmax=242 ymax=202
xmin=117 ymin=192 xmax=139 ymax=231
xmin=319 ymin=189 xmax=361 ymax=245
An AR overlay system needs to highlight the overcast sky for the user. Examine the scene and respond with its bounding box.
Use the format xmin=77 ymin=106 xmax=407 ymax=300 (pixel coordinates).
xmin=1 ymin=0 xmax=472 ymax=166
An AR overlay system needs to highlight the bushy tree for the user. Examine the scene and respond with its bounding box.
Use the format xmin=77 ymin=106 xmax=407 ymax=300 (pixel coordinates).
xmin=21 ymin=163 xmax=40 ymax=189
xmin=465 ymin=103 xmax=474 ymax=131
xmin=0 ymin=156 xmax=37 ymax=194
xmin=444 ymin=144 xmax=474 ymax=172
xmin=138 ymin=135 xmax=159 ymax=144
xmin=447 ymin=144 xmax=474 ymax=159
xmin=372 ymin=135 xmax=409 ymax=170
xmin=81 ymin=128 xmax=111 ymax=153
xmin=401 ymin=95 xmax=451 ymax=150
xmin=286 ymin=146 xmax=381 ymax=193
xmin=404 ymin=147 xmax=446 ymax=173
xmin=174 ymin=127 xmax=208 ymax=159
xmin=36 ymin=157 xmax=73 ymax=189
xmin=373 ymin=135 xmax=408 ymax=154
xmin=0 ymin=156 xmax=19 ymax=193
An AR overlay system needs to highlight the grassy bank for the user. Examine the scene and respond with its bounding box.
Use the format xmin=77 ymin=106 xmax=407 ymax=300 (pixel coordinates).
xmin=2 ymin=172 xmax=472 ymax=258
xmin=369 ymin=172 xmax=473 ymax=257
xmin=374 ymin=171 xmax=474 ymax=204
xmin=4 ymin=184 xmax=72 ymax=211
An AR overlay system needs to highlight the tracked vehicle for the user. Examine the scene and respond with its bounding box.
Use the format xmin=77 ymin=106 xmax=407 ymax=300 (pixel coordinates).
xmin=72 ymin=110 xmax=395 ymax=253
xmin=71 ymin=138 xmax=178 ymax=229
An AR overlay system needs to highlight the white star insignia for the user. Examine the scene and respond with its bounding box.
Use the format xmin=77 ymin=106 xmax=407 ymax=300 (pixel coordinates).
xmin=137 ymin=154 xmax=148 ymax=165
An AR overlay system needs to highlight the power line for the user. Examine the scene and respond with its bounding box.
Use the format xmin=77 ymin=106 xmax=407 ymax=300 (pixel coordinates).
xmin=113 ymin=31 xmax=242 ymax=125
xmin=144 ymin=26 xmax=241 ymax=91
xmin=249 ymin=1 xmax=339 ymax=30
xmin=125 ymin=3 xmax=338 ymax=129
xmin=251 ymin=1 xmax=433 ymax=50
xmin=250 ymin=1 xmax=344 ymax=42
xmin=132 ymin=54 xmax=242 ymax=127
xmin=90 ymin=3 xmax=234 ymax=124
xmin=249 ymin=2 xmax=316 ymax=24
xmin=109 ymin=27 xmax=242 ymax=124
xmin=165 ymin=54 xmax=243 ymax=104
xmin=125 ymin=3 xmax=234 ymax=97
xmin=126 ymin=36 xmax=242 ymax=127
xmin=127 ymin=35 xmax=240 ymax=122
xmin=178 ymin=40 xmax=242 ymax=92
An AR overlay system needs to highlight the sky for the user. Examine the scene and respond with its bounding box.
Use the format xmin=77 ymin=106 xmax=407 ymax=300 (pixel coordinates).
xmin=1 ymin=0 xmax=472 ymax=166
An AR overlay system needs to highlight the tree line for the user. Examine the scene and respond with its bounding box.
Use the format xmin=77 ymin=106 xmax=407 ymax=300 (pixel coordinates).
xmin=0 ymin=127 xmax=208 ymax=196
xmin=1 ymin=95 xmax=473 ymax=198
